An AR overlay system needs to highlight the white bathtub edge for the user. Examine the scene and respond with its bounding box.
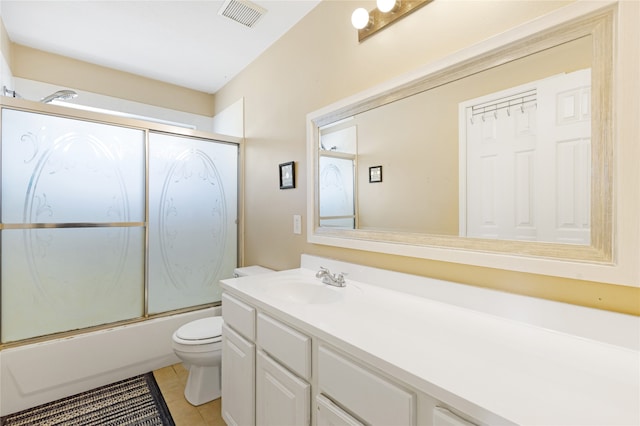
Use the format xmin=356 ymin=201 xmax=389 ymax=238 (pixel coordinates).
xmin=0 ymin=306 xmax=220 ymax=416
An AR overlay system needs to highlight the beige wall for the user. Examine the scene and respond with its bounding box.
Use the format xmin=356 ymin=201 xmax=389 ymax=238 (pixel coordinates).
xmin=214 ymin=0 xmax=639 ymax=315
xmin=1 ymin=18 xmax=11 ymax=65
xmin=8 ymin=43 xmax=214 ymax=116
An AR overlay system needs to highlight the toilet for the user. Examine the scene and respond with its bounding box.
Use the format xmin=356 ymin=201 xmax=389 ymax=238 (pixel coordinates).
xmin=172 ymin=316 xmax=224 ymax=406
xmin=171 ymin=265 xmax=273 ymax=406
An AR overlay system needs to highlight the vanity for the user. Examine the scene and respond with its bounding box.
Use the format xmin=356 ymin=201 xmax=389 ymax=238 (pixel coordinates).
xmin=220 ymin=255 xmax=639 ymax=426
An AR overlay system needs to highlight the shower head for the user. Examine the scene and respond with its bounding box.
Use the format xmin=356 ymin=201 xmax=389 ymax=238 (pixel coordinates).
xmin=41 ymin=89 xmax=78 ymax=104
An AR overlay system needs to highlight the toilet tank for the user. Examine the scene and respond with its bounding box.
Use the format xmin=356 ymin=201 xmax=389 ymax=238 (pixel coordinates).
xmin=233 ymin=265 xmax=274 ymax=277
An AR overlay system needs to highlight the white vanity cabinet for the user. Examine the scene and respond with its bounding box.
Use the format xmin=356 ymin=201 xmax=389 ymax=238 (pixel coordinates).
xmin=221 ymin=258 xmax=640 ymax=426
xmin=222 ymin=289 xmax=420 ymax=426
xmin=222 ymin=292 xmax=312 ymax=426
xmin=221 ymin=293 xmax=257 ymax=426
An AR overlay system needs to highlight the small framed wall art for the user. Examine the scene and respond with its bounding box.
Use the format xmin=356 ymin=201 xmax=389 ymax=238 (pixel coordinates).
xmin=369 ymin=165 xmax=382 ymax=183
xmin=279 ymin=161 xmax=295 ymax=189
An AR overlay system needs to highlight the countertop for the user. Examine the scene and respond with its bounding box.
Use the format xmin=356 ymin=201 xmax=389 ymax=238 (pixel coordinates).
xmin=221 ymin=258 xmax=640 ymax=426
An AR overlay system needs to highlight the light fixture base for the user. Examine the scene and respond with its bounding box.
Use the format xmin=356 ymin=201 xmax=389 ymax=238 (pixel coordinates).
xmin=357 ymin=0 xmax=433 ymax=42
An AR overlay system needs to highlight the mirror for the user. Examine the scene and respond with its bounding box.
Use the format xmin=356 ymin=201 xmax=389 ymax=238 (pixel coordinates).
xmin=308 ymin=4 xmax=614 ymax=269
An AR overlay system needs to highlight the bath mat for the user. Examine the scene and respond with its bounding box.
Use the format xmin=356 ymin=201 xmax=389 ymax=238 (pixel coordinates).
xmin=0 ymin=372 xmax=175 ymax=426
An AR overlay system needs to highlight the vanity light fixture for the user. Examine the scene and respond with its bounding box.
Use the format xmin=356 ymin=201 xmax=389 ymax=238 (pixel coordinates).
xmin=351 ymin=8 xmax=372 ymax=30
xmin=352 ymin=0 xmax=433 ymax=42
xmin=377 ymin=0 xmax=399 ymax=13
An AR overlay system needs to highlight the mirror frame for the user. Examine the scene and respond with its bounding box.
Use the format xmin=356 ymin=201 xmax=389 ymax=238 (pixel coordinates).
xmin=307 ymin=1 xmax=639 ymax=285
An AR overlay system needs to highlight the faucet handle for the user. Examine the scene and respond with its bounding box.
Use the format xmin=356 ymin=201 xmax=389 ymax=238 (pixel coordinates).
xmin=316 ymin=266 xmax=330 ymax=278
xmin=334 ymin=272 xmax=348 ymax=285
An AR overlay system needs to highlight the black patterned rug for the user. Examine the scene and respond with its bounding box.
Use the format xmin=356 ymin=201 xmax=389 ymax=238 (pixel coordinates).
xmin=0 ymin=373 xmax=175 ymax=426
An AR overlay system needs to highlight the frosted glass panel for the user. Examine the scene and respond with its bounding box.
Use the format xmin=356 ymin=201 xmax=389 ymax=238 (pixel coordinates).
xmin=319 ymin=156 xmax=355 ymax=218
xmin=320 ymin=218 xmax=356 ymax=228
xmin=1 ymin=227 xmax=144 ymax=342
xmin=0 ymin=108 xmax=239 ymax=342
xmin=148 ymin=132 xmax=238 ymax=313
xmin=1 ymin=109 xmax=145 ymax=224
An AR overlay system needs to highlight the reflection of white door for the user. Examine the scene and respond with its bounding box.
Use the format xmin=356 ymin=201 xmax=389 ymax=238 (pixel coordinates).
xmin=460 ymin=69 xmax=591 ymax=244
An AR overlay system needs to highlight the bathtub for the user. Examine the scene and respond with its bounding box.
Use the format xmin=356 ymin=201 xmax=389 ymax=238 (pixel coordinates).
xmin=0 ymin=306 xmax=220 ymax=416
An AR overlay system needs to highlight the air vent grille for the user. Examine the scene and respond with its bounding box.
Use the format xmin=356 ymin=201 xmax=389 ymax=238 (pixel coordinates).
xmin=218 ymin=0 xmax=267 ymax=28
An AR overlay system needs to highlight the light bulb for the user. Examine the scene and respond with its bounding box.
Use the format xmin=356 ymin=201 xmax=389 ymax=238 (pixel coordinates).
xmin=376 ymin=0 xmax=397 ymax=13
xmin=351 ymin=8 xmax=370 ymax=30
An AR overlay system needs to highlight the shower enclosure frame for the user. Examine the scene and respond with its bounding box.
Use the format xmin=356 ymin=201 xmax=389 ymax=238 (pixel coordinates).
xmin=0 ymin=96 xmax=244 ymax=347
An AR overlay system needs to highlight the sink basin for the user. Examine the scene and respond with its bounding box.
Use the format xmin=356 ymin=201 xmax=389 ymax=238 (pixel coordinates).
xmin=264 ymin=277 xmax=343 ymax=304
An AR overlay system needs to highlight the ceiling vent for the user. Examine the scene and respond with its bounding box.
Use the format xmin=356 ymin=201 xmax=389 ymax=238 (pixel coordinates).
xmin=218 ymin=0 xmax=267 ymax=28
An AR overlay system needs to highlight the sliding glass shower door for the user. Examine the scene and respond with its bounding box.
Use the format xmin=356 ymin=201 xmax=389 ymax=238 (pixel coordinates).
xmin=147 ymin=132 xmax=238 ymax=313
xmin=0 ymin=108 xmax=238 ymax=343
xmin=1 ymin=109 xmax=146 ymax=342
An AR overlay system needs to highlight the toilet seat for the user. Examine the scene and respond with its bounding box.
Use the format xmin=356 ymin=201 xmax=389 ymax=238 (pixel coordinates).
xmin=174 ymin=317 xmax=223 ymax=345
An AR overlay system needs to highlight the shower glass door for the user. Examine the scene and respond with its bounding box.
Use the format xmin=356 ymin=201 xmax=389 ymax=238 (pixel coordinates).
xmin=147 ymin=132 xmax=238 ymax=313
xmin=1 ymin=109 xmax=146 ymax=342
xmin=0 ymin=108 xmax=239 ymax=343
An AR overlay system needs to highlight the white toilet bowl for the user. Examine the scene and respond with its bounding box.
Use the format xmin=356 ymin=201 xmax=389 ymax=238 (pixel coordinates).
xmin=171 ymin=316 xmax=224 ymax=406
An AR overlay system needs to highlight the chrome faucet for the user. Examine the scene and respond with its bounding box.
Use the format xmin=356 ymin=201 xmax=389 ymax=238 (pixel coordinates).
xmin=315 ymin=266 xmax=347 ymax=287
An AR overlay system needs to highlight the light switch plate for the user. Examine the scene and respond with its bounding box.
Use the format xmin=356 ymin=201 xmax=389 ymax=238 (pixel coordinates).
xmin=293 ymin=215 xmax=302 ymax=234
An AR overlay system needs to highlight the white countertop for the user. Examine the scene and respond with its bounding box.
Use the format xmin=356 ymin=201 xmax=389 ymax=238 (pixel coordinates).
xmin=221 ymin=256 xmax=640 ymax=426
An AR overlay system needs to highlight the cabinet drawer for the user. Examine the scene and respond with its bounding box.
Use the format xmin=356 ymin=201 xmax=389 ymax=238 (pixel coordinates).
xmin=222 ymin=292 xmax=255 ymax=341
xmin=318 ymin=345 xmax=416 ymax=425
xmin=433 ymin=407 xmax=477 ymax=426
xmin=257 ymin=313 xmax=311 ymax=380
xmin=317 ymin=394 xmax=364 ymax=426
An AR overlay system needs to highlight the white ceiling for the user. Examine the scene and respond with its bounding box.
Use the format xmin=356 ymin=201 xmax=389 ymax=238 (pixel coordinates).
xmin=0 ymin=0 xmax=321 ymax=94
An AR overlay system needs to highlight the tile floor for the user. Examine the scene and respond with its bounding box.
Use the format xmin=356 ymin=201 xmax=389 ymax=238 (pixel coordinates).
xmin=153 ymin=363 xmax=225 ymax=426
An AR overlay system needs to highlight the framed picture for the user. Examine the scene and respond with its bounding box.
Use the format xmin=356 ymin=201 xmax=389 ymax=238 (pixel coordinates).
xmin=369 ymin=165 xmax=382 ymax=183
xmin=279 ymin=161 xmax=295 ymax=189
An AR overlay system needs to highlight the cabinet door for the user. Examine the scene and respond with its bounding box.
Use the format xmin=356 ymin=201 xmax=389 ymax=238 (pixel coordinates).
xmin=256 ymin=350 xmax=310 ymax=426
xmin=222 ymin=324 xmax=255 ymax=426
